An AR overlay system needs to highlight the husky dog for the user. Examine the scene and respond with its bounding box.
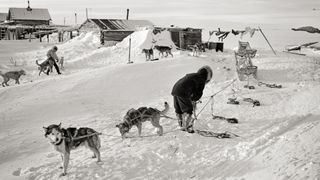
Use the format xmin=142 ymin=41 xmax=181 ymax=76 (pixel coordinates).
xmin=142 ymin=48 xmax=154 ymax=61
xmin=36 ymin=59 xmax=54 ymax=76
xmin=59 ymin=57 xmax=64 ymax=70
xmin=188 ymin=44 xmax=200 ymax=56
xmin=43 ymin=123 xmax=101 ymax=176
xmin=0 ymin=70 xmax=26 ymax=87
xmin=116 ymin=102 xmax=169 ymax=138
xmin=154 ymin=45 xmax=173 ymax=58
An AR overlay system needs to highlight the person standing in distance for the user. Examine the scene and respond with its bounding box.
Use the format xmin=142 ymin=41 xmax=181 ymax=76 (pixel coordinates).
xmin=46 ymin=46 xmax=62 ymax=75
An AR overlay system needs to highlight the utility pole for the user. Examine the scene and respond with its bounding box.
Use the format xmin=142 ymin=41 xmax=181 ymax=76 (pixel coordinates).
xmin=63 ymin=17 xmax=66 ymax=26
xmin=75 ymin=13 xmax=77 ymax=25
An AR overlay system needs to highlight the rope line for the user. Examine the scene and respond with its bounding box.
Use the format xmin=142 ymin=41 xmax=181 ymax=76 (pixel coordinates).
xmin=195 ymin=78 xmax=237 ymax=118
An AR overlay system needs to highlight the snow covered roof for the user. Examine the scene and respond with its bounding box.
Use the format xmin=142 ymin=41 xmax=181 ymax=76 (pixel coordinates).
xmin=87 ymin=18 xmax=154 ymax=31
xmin=8 ymin=8 xmax=51 ymax=21
xmin=0 ymin=13 xmax=7 ymax=22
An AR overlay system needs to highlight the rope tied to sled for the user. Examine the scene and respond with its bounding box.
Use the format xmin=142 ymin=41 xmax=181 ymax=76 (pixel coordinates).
xmin=195 ymin=79 xmax=237 ymax=118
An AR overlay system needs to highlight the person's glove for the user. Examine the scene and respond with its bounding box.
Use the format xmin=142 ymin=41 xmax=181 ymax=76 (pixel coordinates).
xmin=192 ymin=101 xmax=197 ymax=110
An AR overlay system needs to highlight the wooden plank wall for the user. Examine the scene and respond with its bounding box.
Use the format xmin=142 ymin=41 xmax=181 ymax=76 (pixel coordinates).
xmin=102 ymin=31 xmax=133 ymax=42
xmin=179 ymin=31 xmax=202 ymax=49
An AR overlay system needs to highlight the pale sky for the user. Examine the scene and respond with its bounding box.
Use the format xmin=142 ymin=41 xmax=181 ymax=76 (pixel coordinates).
xmin=0 ymin=0 xmax=319 ymax=29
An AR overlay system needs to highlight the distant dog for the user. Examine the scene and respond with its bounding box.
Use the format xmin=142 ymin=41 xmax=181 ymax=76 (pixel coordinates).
xmin=142 ymin=48 xmax=154 ymax=61
xmin=59 ymin=57 xmax=64 ymax=70
xmin=154 ymin=45 xmax=173 ymax=58
xmin=43 ymin=123 xmax=101 ymax=176
xmin=36 ymin=59 xmax=53 ymax=76
xmin=0 ymin=70 xmax=26 ymax=87
xmin=116 ymin=102 xmax=169 ymax=138
xmin=188 ymin=44 xmax=200 ymax=56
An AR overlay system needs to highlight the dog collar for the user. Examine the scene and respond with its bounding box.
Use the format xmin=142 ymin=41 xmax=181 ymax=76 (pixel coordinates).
xmin=52 ymin=138 xmax=63 ymax=145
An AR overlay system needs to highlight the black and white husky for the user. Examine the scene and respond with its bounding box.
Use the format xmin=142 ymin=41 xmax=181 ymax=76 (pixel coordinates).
xmin=43 ymin=123 xmax=101 ymax=176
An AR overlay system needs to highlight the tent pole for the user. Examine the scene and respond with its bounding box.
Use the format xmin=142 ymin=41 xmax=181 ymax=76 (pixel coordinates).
xmin=258 ymin=26 xmax=276 ymax=55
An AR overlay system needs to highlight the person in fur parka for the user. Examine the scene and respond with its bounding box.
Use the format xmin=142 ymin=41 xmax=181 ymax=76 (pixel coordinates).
xmin=171 ymin=65 xmax=213 ymax=133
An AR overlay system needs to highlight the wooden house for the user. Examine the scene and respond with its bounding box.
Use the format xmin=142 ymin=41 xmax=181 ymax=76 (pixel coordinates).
xmin=0 ymin=13 xmax=8 ymax=39
xmin=155 ymin=27 xmax=202 ymax=49
xmin=1 ymin=7 xmax=54 ymax=40
xmin=79 ymin=18 xmax=154 ymax=45
xmin=0 ymin=13 xmax=7 ymax=23
xmin=7 ymin=7 xmax=51 ymax=26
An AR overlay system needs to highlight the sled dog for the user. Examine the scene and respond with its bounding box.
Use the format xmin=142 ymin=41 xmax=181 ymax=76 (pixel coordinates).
xmin=0 ymin=70 xmax=26 ymax=87
xmin=154 ymin=45 xmax=173 ymax=58
xmin=142 ymin=48 xmax=154 ymax=60
xmin=36 ymin=59 xmax=53 ymax=75
xmin=58 ymin=57 xmax=64 ymax=70
xmin=43 ymin=123 xmax=101 ymax=176
xmin=116 ymin=102 xmax=169 ymax=138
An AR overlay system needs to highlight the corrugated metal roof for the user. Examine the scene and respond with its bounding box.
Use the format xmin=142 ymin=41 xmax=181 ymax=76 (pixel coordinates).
xmin=8 ymin=8 xmax=51 ymax=21
xmin=0 ymin=13 xmax=7 ymax=21
xmin=89 ymin=19 xmax=153 ymax=31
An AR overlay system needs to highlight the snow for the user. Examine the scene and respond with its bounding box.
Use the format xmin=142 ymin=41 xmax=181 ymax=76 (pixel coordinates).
xmin=0 ymin=29 xmax=320 ymax=180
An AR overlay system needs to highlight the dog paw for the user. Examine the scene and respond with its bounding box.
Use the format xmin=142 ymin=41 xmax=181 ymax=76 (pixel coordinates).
xmin=59 ymin=172 xmax=67 ymax=177
xmin=96 ymin=161 xmax=103 ymax=165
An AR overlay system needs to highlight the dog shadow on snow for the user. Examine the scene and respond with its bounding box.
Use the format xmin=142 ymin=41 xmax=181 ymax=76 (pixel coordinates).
xmin=24 ymin=157 xmax=105 ymax=179
xmin=124 ymin=128 xmax=180 ymax=139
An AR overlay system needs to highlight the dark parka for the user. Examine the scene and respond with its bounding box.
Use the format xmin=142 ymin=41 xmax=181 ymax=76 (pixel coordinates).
xmin=171 ymin=68 xmax=208 ymax=101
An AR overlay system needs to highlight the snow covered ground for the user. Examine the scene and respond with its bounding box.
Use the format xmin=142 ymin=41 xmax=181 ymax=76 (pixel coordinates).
xmin=0 ymin=30 xmax=320 ymax=180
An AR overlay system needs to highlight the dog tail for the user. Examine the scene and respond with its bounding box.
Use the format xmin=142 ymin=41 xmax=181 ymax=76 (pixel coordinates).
xmin=160 ymin=102 xmax=169 ymax=114
xmin=36 ymin=60 xmax=41 ymax=66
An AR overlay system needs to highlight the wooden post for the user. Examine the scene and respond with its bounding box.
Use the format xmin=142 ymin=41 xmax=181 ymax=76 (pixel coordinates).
xmin=70 ymin=31 xmax=73 ymax=39
xmin=127 ymin=9 xmax=132 ymax=63
xmin=128 ymin=35 xmax=132 ymax=64
xmin=126 ymin=9 xmax=129 ymax=20
xmin=75 ymin=13 xmax=77 ymax=25
xmin=86 ymin=8 xmax=88 ymax=20
xmin=29 ymin=33 xmax=31 ymax=42
xmin=58 ymin=31 xmax=61 ymax=42
xmin=258 ymin=27 xmax=277 ymax=55
xmin=40 ymin=34 xmax=42 ymax=42
xmin=47 ymin=34 xmax=49 ymax=42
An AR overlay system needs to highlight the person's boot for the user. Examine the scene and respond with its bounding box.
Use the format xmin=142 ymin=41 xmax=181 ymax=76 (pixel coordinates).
xmin=176 ymin=113 xmax=183 ymax=128
xmin=179 ymin=113 xmax=190 ymax=131
xmin=185 ymin=114 xmax=195 ymax=133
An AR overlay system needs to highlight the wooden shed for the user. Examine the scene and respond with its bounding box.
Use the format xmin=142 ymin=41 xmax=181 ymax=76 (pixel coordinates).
xmin=155 ymin=27 xmax=202 ymax=50
xmin=79 ymin=18 xmax=154 ymax=45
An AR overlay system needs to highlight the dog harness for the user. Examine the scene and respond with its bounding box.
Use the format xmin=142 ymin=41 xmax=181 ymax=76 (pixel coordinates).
xmin=123 ymin=107 xmax=159 ymax=128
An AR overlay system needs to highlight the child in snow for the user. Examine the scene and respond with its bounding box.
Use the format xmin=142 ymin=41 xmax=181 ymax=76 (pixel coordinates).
xmin=171 ymin=66 xmax=213 ymax=133
xmin=46 ymin=46 xmax=62 ymax=75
